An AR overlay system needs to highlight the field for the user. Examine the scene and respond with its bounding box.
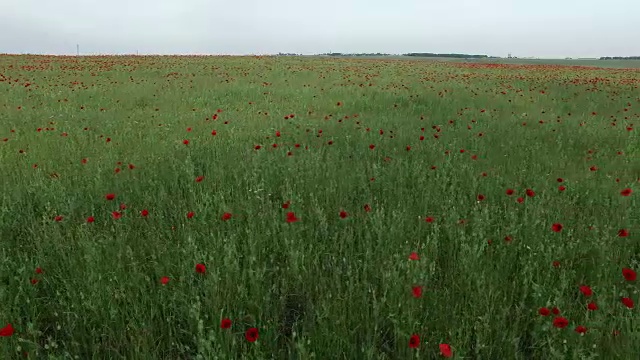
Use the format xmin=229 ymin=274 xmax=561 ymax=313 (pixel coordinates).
xmin=0 ymin=55 xmax=639 ymax=359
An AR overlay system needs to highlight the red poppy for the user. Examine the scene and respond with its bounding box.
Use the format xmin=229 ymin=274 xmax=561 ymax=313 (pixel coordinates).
xmin=286 ymin=212 xmax=299 ymax=223
xmin=160 ymin=276 xmax=170 ymax=285
xmin=86 ymin=216 xmax=95 ymax=223
xmin=111 ymin=211 xmax=122 ymax=220
xmin=538 ymin=307 xmax=550 ymax=316
xmin=183 ymin=139 xmax=189 ymax=145
xmin=580 ymin=285 xmax=593 ymax=297
xmin=439 ymin=343 xmax=453 ymax=358
xmin=618 ymin=229 xmax=629 ymax=237
xmin=30 ymin=278 xmax=38 ymax=285
xmin=477 ymin=194 xmax=485 ymax=201
xmin=187 ymin=211 xmax=195 ymax=219
xmin=552 ymin=261 xmax=560 ymax=268
xmin=558 ymin=185 xmax=566 ymax=192
xmin=425 ymin=216 xmax=434 ymax=223
xmin=195 ymin=176 xmax=204 ymax=183
xmin=54 ymin=215 xmax=64 ymax=222
xmin=221 ymin=212 xmax=232 ymax=221
xmin=620 ymin=188 xmax=632 ymax=196
xmin=245 ymin=327 xmax=259 ymax=342
xmin=525 ymin=189 xmax=535 ymax=197
xmin=621 ymin=297 xmax=634 ymax=309
xmin=517 ymin=197 xmax=524 ymax=203
xmin=575 ymin=325 xmax=588 ymax=334
xmin=106 ymin=193 xmax=116 ymax=201
xmin=35 ymin=267 xmax=43 ymax=274
xmin=552 ymin=316 xmax=569 ymax=329
xmin=590 ymin=165 xmax=598 ymax=171
xmin=557 ymin=178 xmax=564 ymax=183
xmin=282 ymin=201 xmax=290 ymax=209
xmin=141 ymin=209 xmax=149 ymax=217
xmin=551 ymin=223 xmax=563 ymax=232
xmin=363 ymin=204 xmax=371 ymax=212
xmin=412 ymin=286 xmax=423 ymax=298
xmin=0 ymin=323 xmax=14 ymax=337
xmin=622 ymin=268 xmax=637 ymax=281
xmin=220 ymin=318 xmax=232 ymax=329
xmin=119 ymin=203 xmax=127 ymax=210
xmin=506 ymin=188 xmax=514 ymax=196
xmin=408 ymin=334 xmax=420 ymax=348
xmin=339 ymin=210 xmax=348 ymax=219
xmin=369 ymin=144 xmax=375 ymax=150
xmin=587 ymin=302 xmax=598 ymax=311
xmin=409 ymin=252 xmax=419 ymax=261
xmin=211 ymin=130 xmax=217 ymax=136
xmin=552 ymin=307 xmax=561 ymax=315
xmin=254 ymin=145 xmax=261 ymax=150
xmin=195 ymin=263 xmax=206 ymax=274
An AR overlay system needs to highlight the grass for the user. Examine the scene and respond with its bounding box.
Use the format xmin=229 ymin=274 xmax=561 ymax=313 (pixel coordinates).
xmin=0 ymin=54 xmax=639 ymax=359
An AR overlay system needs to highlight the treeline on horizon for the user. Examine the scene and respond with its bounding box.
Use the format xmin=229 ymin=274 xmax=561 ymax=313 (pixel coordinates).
xmin=600 ymin=56 xmax=640 ymax=60
xmin=313 ymin=52 xmax=492 ymax=58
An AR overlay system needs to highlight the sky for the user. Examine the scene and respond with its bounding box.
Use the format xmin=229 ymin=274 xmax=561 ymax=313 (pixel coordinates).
xmin=1 ymin=0 xmax=638 ymax=58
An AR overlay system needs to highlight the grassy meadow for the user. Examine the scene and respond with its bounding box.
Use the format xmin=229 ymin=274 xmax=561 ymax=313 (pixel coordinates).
xmin=0 ymin=55 xmax=639 ymax=359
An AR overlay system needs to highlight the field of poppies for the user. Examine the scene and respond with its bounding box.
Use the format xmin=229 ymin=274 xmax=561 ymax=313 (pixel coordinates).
xmin=0 ymin=54 xmax=638 ymax=359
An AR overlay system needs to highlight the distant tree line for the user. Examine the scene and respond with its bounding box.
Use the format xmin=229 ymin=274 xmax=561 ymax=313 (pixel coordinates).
xmin=600 ymin=56 xmax=640 ymax=60
xmin=404 ymin=53 xmax=489 ymax=59
xmin=318 ymin=53 xmax=391 ymax=57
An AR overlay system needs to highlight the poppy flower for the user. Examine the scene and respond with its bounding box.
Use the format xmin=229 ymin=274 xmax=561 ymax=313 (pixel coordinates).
xmin=587 ymin=302 xmax=598 ymax=311
xmin=412 ymin=286 xmax=423 ymax=298
xmin=580 ymin=285 xmax=593 ymax=297
xmin=195 ymin=176 xmax=204 ymax=183
xmin=409 ymin=252 xmax=419 ymax=261
xmin=439 ymin=343 xmax=453 ymax=358
xmin=622 ymin=268 xmax=637 ymax=281
xmin=517 ymin=197 xmax=524 ymax=203
xmin=621 ymin=188 xmax=633 ymax=196
xmin=477 ymin=194 xmax=485 ymax=201
xmin=525 ymin=189 xmax=535 ymax=197
xmin=0 ymin=323 xmax=14 ymax=337
xmin=339 ymin=210 xmax=348 ymax=219
xmin=187 ymin=212 xmax=195 ymax=219
xmin=618 ymin=229 xmax=629 ymax=237
xmin=141 ymin=209 xmax=149 ymax=217
xmin=552 ymin=261 xmax=560 ymax=268
xmin=35 ymin=267 xmax=43 ymax=274
xmin=106 ymin=193 xmax=116 ymax=201
xmin=551 ymin=223 xmax=563 ymax=232
xmin=195 ymin=263 xmax=206 ymax=274
xmin=220 ymin=318 xmax=232 ymax=329
xmin=369 ymin=144 xmax=375 ymax=150
xmin=245 ymin=327 xmax=259 ymax=342
xmin=286 ymin=212 xmax=299 ymax=223
xmin=111 ymin=211 xmax=122 ymax=220
xmin=160 ymin=276 xmax=170 ymax=285
xmin=363 ymin=204 xmax=371 ymax=212
xmin=183 ymin=139 xmax=189 ymax=145
xmin=506 ymin=188 xmax=514 ymax=196
xmin=538 ymin=307 xmax=550 ymax=316
xmin=54 ymin=215 xmax=64 ymax=222
xmin=552 ymin=316 xmax=569 ymax=329
xmin=621 ymin=297 xmax=634 ymax=309
xmin=86 ymin=216 xmax=95 ymax=223
xmin=425 ymin=216 xmax=434 ymax=223
xmin=552 ymin=307 xmax=561 ymax=315
xmin=408 ymin=334 xmax=420 ymax=348
xmin=558 ymin=186 xmax=566 ymax=192
xmin=282 ymin=201 xmax=290 ymax=209
xmin=575 ymin=326 xmax=588 ymax=334
xmin=221 ymin=212 xmax=232 ymax=221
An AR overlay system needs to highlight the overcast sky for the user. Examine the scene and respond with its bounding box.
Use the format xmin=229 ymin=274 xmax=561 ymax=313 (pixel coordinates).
xmin=1 ymin=0 xmax=637 ymax=58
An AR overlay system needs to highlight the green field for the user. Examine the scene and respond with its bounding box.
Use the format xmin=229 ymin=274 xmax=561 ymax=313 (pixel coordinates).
xmin=0 ymin=55 xmax=639 ymax=359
